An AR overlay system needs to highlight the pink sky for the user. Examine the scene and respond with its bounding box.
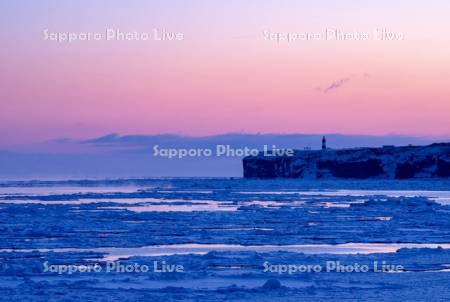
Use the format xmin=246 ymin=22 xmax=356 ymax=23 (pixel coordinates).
xmin=1 ymin=1 xmax=450 ymax=146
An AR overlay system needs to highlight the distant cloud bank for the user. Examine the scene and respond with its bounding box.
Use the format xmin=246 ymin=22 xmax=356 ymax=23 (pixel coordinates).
xmin=0 ymin=133 xmax=447 ymax=179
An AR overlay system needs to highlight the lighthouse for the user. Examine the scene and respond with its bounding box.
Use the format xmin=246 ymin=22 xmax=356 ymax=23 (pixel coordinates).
xmin=322 ymin=136 xmax=327 ymax=150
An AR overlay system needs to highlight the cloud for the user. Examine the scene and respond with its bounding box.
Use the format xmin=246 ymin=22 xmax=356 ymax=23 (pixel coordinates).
xmin=318 ymin=73 xmax=370 ymax=94
xmin=322 ymin=77 xmax=351 ymax=93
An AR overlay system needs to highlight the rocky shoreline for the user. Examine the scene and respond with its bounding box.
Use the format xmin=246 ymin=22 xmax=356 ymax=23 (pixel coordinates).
xmin=243 ymin=143 xmax=450 ymax=179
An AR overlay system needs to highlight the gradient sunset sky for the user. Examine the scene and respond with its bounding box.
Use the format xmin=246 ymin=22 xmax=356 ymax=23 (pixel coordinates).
xmin=1 ymin=0 xmax=449 ymax=146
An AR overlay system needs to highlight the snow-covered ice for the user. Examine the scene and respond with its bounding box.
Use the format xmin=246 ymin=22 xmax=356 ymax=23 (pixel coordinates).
xmin=1 ymin=178 xmax=450 ymax=301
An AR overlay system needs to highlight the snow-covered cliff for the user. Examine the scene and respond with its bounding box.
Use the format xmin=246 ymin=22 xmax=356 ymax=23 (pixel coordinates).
xmin=243 ymin=143 xmax=450 ymax=179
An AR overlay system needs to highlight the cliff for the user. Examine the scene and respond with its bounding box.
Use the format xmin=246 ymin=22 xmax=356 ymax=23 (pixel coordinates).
xmin=243 ymin=143 xmax=450 ymax=179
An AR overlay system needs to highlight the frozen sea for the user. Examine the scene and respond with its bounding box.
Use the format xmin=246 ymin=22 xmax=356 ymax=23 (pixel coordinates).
xmin=1 ymin=178 xmax=450 ymax=301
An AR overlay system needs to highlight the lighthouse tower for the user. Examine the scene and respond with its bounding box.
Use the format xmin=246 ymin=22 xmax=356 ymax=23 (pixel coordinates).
xmin=322 ymin=136 xmax=327 ymax=150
